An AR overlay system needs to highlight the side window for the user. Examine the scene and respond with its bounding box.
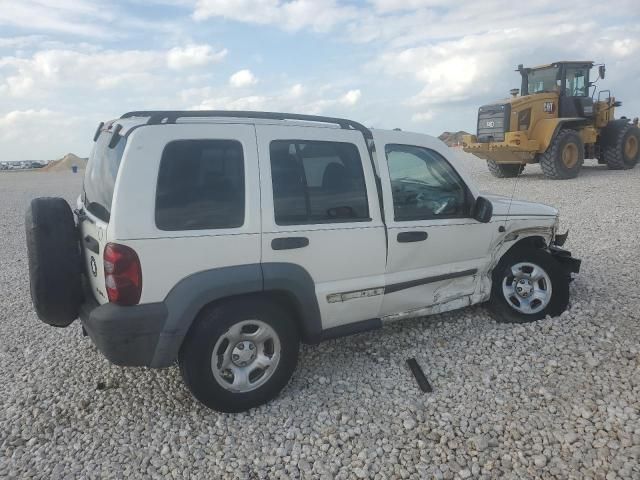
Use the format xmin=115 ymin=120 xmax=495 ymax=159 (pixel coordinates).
xmin=565 ymin=67 xmax=588 ymax=97
xmin=385 ymin=144 xmax=469 ymax=221
xmin=270 ymin=140 xmax=369 ymax=225
xmin=156 ymin=139 xmax=245 ymax=231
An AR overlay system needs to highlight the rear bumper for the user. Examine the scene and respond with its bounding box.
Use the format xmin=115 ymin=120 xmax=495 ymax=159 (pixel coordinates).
xmin=79 ymin=297 xmax=168 ymax=367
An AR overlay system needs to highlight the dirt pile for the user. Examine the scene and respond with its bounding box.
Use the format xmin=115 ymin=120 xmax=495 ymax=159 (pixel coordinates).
xmin=42 ymin=153 xmax=87 ymax=172
xmin=438 ymin=131 xmax=471 ymax=147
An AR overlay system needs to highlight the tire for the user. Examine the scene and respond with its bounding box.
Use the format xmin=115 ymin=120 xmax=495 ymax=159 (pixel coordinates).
xmin=539 ymin=129 xmax=584 ymax=179
xmin=179 ymin=296 xmax=299 ymax=412
xmin=486 ymin=160 xmax=525 ymax=178
xmin=488 ymin=247 xmax=570 ymax=323
xmin=25 ymin=197 xmax=83 ymax=327
xmin=603 ymin=123 xmax=640 ymax=170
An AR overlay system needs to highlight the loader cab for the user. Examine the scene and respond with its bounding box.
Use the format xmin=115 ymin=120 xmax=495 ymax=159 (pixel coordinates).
xmin=518 ymin=61 xmax=595 ymax=119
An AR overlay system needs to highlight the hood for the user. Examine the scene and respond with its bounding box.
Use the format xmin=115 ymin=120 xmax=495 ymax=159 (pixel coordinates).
xmin=482 ymin=194 xmax=558 ymax=217
xmin=487 ymin=91 xmax=559 ymax=109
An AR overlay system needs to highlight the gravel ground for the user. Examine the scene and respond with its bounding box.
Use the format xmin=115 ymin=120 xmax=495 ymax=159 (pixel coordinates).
xmin=1 ymin=159 xmax=639 ymax=480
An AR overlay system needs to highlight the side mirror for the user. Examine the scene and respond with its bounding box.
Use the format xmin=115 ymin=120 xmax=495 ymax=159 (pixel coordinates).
xmin=599 ymin=65 xmax=606 ymax=80
xmin=472 ymin=196 xmax=493 ymax=223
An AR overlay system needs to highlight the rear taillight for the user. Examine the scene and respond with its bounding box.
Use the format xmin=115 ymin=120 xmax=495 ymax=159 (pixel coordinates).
xmin=104 ymin=243 xmax=142 ymax=305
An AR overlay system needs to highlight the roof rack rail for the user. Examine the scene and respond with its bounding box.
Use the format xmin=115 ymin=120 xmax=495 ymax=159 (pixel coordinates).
xmin=120 ymin=110 xmax=372 ymax=138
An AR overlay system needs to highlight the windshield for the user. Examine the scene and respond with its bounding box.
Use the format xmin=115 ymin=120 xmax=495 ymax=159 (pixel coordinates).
xmin=83 ymin=131 xmax=126 ymax=222
xmin=527 ymin=67 xmax=560 ymax=94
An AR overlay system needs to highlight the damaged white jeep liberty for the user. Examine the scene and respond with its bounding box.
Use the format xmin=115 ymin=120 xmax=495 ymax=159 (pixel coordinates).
xmin=25 ymin=111 xmax=580 ymax=412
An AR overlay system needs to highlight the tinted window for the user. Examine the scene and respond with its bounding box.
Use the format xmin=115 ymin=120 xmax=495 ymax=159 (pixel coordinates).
xmin=84 ymin=132 xmax=126 ymax=222
xmin=270 ymin=140 xmax=369 ymax=225
xmin=565 ymin=66 xmax=588 ymax=97
xmin=386 ymin=144 xmax=469 ymax=221
xmin=156 ymin=140 xmax=244 ymax=230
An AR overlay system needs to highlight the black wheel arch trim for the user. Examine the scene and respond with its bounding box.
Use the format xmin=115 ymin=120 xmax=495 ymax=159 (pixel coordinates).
xmin=546 ymin=118 xmax=590 ymax=151
xmin=548 ymin=245 xmax=581 ymax=275
xmin=150 ymin=262 xmax=322 ymax=367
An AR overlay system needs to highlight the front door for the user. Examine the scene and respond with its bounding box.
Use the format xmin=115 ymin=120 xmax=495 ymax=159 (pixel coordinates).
xmin=374 ymin=131 xmax=496 ymax=317
xmin=256 ymin=124 xmax=387 ymax=330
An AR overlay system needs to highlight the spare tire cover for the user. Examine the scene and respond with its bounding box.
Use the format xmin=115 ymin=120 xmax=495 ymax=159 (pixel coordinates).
xmin=25 ymin=197 xmax=83 ymax=327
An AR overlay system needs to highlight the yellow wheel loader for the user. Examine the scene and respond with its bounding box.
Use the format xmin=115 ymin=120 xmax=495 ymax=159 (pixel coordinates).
xmin=462 ymin=61 xmax=640 ymax=179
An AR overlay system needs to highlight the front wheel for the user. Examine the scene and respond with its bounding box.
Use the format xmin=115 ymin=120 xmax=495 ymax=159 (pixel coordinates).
xmin=179 ymin=297 xmax=299 ymax=412
xmin=539 ymin=129 xmax=584 ymax=179
xmin=486 ymin=160 xmax=524 ymax=178
xmin=488 ymin=247 xmax=570 ymax=323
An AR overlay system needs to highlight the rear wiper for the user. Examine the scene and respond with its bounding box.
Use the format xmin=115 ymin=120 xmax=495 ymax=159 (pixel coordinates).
xmin=86 ymin=202 xmax=110 ymax=222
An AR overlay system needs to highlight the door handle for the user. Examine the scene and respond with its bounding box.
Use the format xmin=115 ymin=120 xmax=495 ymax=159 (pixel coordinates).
xmin=397 ymin=231 xmax=428 ymax=243
xmin=84 ymin=235 xmax=100 ymax=254
xmin=271 ymin=237 xmax=309 ymax=250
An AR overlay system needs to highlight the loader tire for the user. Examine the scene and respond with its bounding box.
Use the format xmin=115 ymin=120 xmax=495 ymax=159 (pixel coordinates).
xmin=539 ymin=129 xmax=584 ymax=179
xmin=603 ymin=123 xmax=640 ymax=170
xmin=486 ymin=160 xmax=524 ymax=178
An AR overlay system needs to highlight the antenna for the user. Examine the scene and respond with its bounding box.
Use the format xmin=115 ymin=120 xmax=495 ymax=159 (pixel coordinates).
xmin=505 ymin=166 xmax=522 ymax=222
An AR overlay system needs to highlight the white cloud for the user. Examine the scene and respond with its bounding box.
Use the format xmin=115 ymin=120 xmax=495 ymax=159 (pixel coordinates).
xmin=193 ymin=0 xmax=358 ymax=32
xmin=0 ymin=109 xmax=89 ymax=161
xmin=167 ymin=44 xmax=228 ymax=70
xmin=411 ymin=111 xmax=434 ymax=123
xmin=229 ymin=69 xmax=258 ymax=88
xmin=0 ymin=44 xmax=227 ymax=98
xmin=340 ymin=89 xmax=361 ymax=106
xmin=0 ymin=48 xmax=162 ymax=97
xmin=0 ymin=0 xmax=112 ymax=37
xmin=188 ymin=83 xmax=364 ymax=116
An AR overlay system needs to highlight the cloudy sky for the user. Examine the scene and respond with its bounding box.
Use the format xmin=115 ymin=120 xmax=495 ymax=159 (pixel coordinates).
xmin=1 ymin=0 xmax=639 ymax=161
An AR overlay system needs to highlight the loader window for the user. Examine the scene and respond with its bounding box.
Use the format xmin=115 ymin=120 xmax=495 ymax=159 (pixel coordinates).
xmin=527 ymin=67 xmax=560 ymax=94
xmin=565 ymin=66 xmax=588 ymax=97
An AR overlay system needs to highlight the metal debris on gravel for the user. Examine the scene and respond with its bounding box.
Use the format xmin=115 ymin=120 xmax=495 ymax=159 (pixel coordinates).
xmin=1 ymin=157 xmax=639 ymax=479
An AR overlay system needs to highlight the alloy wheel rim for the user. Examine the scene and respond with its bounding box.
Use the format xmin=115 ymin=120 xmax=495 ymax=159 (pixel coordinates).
xmin=211 ymin=320 xmax=281 ymax=393
xmin=502 ymin=262 xmax=552 ymax=315
xmin=562 ymin=143 xmax=579 ymax=168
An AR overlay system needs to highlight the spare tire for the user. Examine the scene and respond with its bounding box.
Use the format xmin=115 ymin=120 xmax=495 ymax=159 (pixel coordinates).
xmin=25 ymin=197 xmax=83 ymax=327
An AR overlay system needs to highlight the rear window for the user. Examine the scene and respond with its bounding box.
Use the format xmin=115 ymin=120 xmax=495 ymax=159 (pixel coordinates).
xmin=155 ymin=139 xmax=245 ymax=231
xmin=83 ymin=132 xmax=126 ymax=222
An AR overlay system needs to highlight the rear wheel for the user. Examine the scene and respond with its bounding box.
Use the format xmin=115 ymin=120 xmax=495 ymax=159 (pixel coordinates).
xmin=179 ymin=297 xmax=299 ymax=412
xmin=603 ymin=123 xmax=640 ymax=170
xmin=488 ymin=247 xmax=570 ymax=323
xmin=486 ymin=160 xmax=524 ymax=178
xmin=539 ymin=129 xmax=584 ymax=179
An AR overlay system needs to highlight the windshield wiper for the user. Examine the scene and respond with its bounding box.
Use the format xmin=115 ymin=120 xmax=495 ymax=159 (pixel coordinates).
xmin=86 ymin=202 xmax=110 ymax=222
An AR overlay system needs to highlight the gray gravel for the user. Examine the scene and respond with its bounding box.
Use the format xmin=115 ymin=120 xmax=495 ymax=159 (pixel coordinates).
xmin=1 ymin=160 xmax=639 ymax=479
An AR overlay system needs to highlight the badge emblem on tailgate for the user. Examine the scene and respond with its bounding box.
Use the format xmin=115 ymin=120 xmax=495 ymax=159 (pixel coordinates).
xmin=90 ymin=256 xmax=97 ymax=277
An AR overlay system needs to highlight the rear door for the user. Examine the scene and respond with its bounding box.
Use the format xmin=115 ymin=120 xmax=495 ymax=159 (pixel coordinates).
xmin=256 ymin=124 xmax=387 ymax=330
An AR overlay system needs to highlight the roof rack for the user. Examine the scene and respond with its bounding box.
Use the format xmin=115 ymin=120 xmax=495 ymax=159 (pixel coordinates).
xmin=120 ymin=110 xmax=373 ymax=139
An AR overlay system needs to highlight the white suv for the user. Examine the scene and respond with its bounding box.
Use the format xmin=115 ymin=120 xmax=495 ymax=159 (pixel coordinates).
xmin=25 ymin=111 xmax=580 ymax=412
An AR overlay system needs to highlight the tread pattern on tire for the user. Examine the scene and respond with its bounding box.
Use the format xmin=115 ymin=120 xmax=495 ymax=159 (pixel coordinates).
xmin=25 ymin=197 xmax=83 ymax=327
xmin=603 ymin=123 xmax=639 ymax=170
xmin=488 ymin=246 xmax=570 ymax=324
xmin=539 ymin=129 xmax=583 ymax=180
xmin=486 ymin=160 xmax=524 ymax=178
xmin=179 ymin=296 xmax=299 ymax=412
